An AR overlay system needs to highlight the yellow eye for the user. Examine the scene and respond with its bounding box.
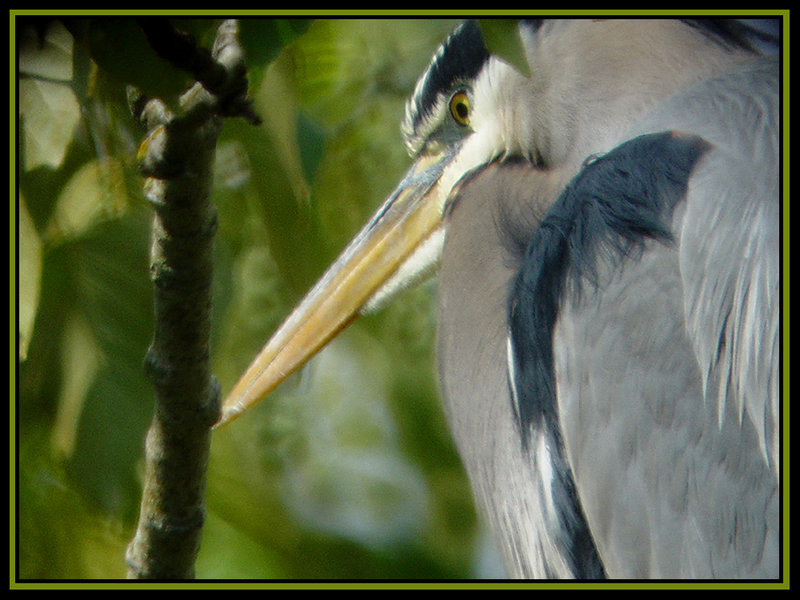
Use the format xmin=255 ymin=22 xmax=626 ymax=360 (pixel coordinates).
xmin=449 ymin=91 xmax=471 ymax=126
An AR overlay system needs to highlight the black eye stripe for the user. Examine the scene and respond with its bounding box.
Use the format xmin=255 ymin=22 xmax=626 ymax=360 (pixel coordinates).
xmin=404 ymin=20 xmax=488 ymax=140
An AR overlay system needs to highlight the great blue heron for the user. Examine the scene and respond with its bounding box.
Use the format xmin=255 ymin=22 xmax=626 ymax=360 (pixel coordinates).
xmin=217 ymin=19 xmax=781 ymax=579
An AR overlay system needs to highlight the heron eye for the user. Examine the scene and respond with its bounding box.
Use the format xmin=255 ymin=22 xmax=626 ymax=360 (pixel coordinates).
xmin=449 ymin=91 xmax=471 ymax=126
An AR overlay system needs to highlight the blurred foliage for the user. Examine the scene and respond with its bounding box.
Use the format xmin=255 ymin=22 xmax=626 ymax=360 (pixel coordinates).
xmin=15 ymin=16 xmax=505 ymax=580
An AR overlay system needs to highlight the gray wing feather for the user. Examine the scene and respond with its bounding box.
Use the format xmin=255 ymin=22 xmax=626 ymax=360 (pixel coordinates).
xmin=678 ymin=103 xmax=780 ymax=472
xmin=603 ymin=58 xmax=780 ymax=472
xmin=555 ymin=59 xmax=780 ymax=578
xmin=647 ymin=59 xmax=780 ymax=472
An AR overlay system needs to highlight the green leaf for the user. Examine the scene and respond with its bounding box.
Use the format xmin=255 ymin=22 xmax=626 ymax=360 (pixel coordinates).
xmin=64 ymin=211 xmax=155 ymax=520
xmin=18 ymin=19 xmax=74 ymax=81
xmin=51 ymin=313 xmax=102 ymax=458
xmin=45 ymin=157 xmax=128 ymax=243
xmin=238 ymin=18 xmax=312 ymax=87
xmin=478 ymin=20 xmax=531 ymax=77
xmin=18 ymin=78 xmax=81 ymax=171
xmin=18 ymin=195 xmax=42 ymax=360
xmin=253 ymin=59 xmax=312 ymax=205
xmin=84 ymin=19 xmax=190 ymax=99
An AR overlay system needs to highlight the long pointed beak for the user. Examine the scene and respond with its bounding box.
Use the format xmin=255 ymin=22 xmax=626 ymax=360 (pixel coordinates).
xmin=215 ymin=150 xmax=454 ymax=427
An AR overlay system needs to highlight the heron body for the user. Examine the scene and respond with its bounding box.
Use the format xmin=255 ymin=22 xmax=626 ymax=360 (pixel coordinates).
xmin=220 ymin=19 xmax=781 ymax=579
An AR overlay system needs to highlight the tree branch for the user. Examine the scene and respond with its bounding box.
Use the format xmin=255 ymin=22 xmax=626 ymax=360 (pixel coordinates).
xmin=125 ymin=19 xmax=258 ymax=579
xmin=137 ymin=18 xmax=262 ymax=125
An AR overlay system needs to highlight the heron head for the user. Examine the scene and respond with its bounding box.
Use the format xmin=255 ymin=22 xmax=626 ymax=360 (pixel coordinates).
xmin=217 ymin=20 xmax=521 ymax=426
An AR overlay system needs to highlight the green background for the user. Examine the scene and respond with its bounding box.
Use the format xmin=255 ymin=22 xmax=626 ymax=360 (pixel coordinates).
xmin=16 ymin=17 xmax=506 ymax=580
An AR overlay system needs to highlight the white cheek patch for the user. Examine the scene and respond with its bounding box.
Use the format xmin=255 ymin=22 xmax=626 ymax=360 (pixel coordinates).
xmin=361 ymin=60 xmax=529 ymax=319
xmin=360 ymin=226 xmax=445 ymax=315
